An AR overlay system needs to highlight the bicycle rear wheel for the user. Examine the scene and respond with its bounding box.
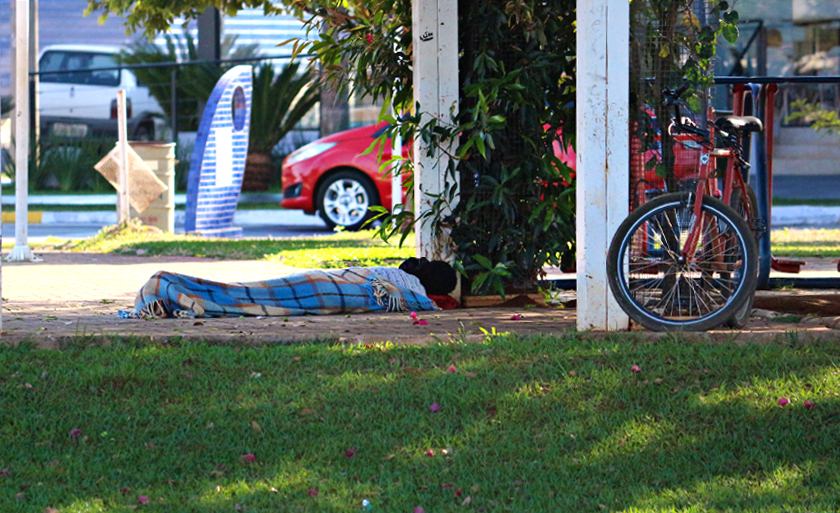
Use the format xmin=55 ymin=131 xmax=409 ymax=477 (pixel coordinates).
xmin=607 ymin=192 xmax=759 ymax=332
xmin=725 ymin=185 xmax=760 ymax=328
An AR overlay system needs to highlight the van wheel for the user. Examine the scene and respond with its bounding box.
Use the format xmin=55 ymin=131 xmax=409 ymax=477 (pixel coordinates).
xmin=133 ymin=123 xmax=153 ymax=141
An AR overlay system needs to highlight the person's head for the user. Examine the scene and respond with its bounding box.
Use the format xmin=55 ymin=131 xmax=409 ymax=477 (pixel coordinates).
xmin=399 ymin=257 xmax=457 ymax=295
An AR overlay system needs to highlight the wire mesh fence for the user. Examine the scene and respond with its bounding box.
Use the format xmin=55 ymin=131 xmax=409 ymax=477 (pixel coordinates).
xmin=629 ymin=0 xmax=714 ymax=211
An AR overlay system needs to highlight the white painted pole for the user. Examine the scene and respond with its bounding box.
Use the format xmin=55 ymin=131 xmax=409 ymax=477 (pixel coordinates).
xmin=7 ymin=0 xmax=35 ymax=262
xmin=575 ymin=0 xmax=630 ymax=330
xmin=412 ymin=0 xmax=458 ymax=260
xmin=390 ymin=104 xmax=402 ymax=212
xmin=116 ymin=90 xmax=130 ymax=224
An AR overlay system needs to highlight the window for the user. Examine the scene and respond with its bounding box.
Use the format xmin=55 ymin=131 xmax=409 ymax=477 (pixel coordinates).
xmin=39 ymin=51 xmax=120 ymax=86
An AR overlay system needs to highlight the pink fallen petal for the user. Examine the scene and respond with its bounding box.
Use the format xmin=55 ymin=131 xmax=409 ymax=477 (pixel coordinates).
xmin=235 ymin=504 xmax=244 ymax=512
xmin=510 ymin=314 xmax=523 ymax=320
xmin=447 ymin=364 xmax=457 ymax=373
xmin=631 ymin=365 xmax=642 ymax=373
xmin=308 ymin=488 xmax=319 ymax=496
xmin=69 ymin=428 xmax=82 ymax=440
xmin=345 ymin=448 xmax=356 ymax=458
xmin=15 ymin=492 xmax=24 ymax=501
xmin=805 ymin=400 xmax=816 ymax=409
xmin=413 ymin=319 xmax=429 ymax=326
xmin=0 ymin=468 xmax=10 ymax=477
xmin=461 ymin=496 xmax=472 ymax=506
xmin=414 ymin=508 xmax=425 ymax=513
xmin=138 ymin=496 xmax=149 ymax=504
xmin=242 ymin=453 xmax=256 ymax=462
xmin=426 ymin=449 xmax=435 ymax=457
xmin=429 ymin=403 xmax=440 ymax=412
xmin=441 ymin=483 xmax=454 ymax=489
xmin=410 ymin=311 xmax=418 ymax=320
xmin=455 ymin=488 xmax=462 ymax=497
xmin=778 ymin=397 xmax=790 ymax=406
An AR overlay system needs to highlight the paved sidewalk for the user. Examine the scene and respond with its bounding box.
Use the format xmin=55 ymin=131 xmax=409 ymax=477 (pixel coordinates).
xmin=1 ymin=251 xmax=840 ymax=348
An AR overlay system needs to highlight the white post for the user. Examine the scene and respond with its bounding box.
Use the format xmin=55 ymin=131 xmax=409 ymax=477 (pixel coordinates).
xmin=116 ymin=90 xmax=130 ymax=224
xmin=391 ymin=104 xmax=403 ymax=212
xmin=412 ymin=0 xmax=458 ymax=261
xmin=7 ymin=0 xmax=35 ymax=262
xmin=576 ymin=0 xmax=630 ymax=330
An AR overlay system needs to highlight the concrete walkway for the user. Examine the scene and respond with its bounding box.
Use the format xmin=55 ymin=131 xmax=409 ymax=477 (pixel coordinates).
xmin=2 ymin=251 xmax=840 ymax=348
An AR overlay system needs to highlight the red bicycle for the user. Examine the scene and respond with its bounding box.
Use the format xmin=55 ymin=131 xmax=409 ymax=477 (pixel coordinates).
xmin=607 ymin=86 xmax=763 ymax=331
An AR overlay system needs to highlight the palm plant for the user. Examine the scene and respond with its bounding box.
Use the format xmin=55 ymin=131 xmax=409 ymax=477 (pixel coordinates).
xmin=120 ymin=32 xmax=259 ymax=133
xmin=242 ymin=62 xmax=320 ymax=191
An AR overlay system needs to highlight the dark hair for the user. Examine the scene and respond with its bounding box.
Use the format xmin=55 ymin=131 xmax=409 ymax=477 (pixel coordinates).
xmin=399 ymin=257 xmax=457 ymax=295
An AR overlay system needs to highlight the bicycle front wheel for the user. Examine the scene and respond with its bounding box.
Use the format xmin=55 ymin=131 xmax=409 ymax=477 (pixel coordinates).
xmin=607 ymin=192 xmax=759 ymax=332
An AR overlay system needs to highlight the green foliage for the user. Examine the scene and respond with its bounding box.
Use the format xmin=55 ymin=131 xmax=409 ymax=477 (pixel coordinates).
xmin=786 ymin=98 xmax=840 ymax=133
xmin=248 ymin=62 xmax=320 ymax=153
xmin=4 ymin=135 xmax=114 ymax=193
xmin=4 ymin=335 xmax=840 ymax=511
xmin=120 ymin=31 xmax=260 ymax=132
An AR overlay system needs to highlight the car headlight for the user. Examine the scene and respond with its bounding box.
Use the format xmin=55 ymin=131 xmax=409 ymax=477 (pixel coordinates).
xmin=285 ymin=142 xmax=338 ymax=166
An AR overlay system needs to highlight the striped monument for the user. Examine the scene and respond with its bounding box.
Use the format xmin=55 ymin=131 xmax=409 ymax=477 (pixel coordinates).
xmin=185 ymin=65 xmax=253 ymax=237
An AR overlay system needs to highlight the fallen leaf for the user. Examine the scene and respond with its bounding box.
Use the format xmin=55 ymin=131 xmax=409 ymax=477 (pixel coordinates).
xmin=471 ymin=485 xmax=480 ymax=492
xmin=385 ymin=453 xmax=396 ymax=460
xmin=300 ymin=409 xmax=315 ymax=415
xmin=270 ymin=487 xmax=278 ymax=493
xmin=193 ymin=321 xmax=204 ymax=326
xmin=251 ymin=421 xmax=262 ymax=434
xmin=465 ymin=372 xmax=477 ymax=378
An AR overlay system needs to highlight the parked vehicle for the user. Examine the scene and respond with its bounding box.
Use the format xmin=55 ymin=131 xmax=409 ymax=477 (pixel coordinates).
xmin=281 ymin=122 xmax=577 ymax=231
xmin=37 ymin=45 xmax=164 ymax=140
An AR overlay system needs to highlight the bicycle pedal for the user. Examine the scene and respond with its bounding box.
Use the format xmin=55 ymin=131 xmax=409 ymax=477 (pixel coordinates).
xmin=747 ymin=217 xmax=767 ymax=233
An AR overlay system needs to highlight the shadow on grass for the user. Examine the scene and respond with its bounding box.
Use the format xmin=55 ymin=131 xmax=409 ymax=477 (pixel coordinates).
xmin=1 ymin=333 xmax=839 ymax=512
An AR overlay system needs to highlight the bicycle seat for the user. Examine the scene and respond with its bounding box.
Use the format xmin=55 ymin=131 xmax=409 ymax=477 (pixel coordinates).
xmin=714 ymin=115 xmax=763 ymax=133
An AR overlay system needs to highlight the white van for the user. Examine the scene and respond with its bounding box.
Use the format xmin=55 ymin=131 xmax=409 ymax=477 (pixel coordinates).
xmin=37 ymin=44 xmax=165 ymax=140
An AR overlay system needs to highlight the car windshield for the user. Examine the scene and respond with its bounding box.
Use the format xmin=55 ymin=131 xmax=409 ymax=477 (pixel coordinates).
xmin=39 ymin=51 xmax=120 ymax=86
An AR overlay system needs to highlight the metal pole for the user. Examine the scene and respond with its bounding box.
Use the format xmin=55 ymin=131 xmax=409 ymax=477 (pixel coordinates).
xmin=117 ymin=90 xmax=130 ymax=224
xmin=170 ymin=67 xmax=178 ymax=143
xmin=7 ymin=0 xmax=36 ymax=262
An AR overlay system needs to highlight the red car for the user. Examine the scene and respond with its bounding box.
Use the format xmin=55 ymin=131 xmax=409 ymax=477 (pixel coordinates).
xmin=281 ymin=121 xmax=577 ymax=231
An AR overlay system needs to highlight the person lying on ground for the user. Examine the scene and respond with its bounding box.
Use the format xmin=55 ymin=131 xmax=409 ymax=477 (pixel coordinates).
xmin=118 ymin=257 xmax=457 ymax=319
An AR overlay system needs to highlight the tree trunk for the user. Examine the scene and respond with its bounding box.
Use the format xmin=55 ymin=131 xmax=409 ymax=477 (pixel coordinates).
xmin=242 ymin=151 xmax=274 ymax=192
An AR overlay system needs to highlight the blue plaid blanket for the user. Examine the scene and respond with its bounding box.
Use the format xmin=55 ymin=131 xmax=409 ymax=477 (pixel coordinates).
xmin=118 ymin=267 xmax=440 ymax=319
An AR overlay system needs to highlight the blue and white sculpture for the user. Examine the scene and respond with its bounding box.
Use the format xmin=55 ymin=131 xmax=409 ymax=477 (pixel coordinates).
xmin=185 ymin=65 xmax=252 ymax=237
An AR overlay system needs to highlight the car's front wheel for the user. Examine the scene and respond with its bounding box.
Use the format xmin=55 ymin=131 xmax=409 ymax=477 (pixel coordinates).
xmin=317 ymin=170 xmax=379 ymax=231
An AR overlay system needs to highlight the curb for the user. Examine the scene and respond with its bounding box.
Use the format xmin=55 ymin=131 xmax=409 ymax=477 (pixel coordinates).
xmin=4 ymin=206 xmax=839 ymax=228
xmin=2 ymin=209 xmax=326 ymax=227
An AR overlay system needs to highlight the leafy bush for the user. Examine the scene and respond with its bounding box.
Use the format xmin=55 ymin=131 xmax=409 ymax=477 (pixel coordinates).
xmin=296 ymin=0 xmax=577 ymax=294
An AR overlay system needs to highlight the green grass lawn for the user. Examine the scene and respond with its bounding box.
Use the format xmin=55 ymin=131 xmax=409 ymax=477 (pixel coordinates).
xmin=771 ymin=228 xmax=840 ymax=258
xmin=60 ymin=224 xmax=416 ymax=269
xmin=2 ymin=333 xmax=840 ymax=512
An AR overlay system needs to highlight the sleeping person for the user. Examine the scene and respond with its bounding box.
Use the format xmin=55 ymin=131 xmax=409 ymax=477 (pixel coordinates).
xmin=119 ymin=257 xmax=457 ymax=319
